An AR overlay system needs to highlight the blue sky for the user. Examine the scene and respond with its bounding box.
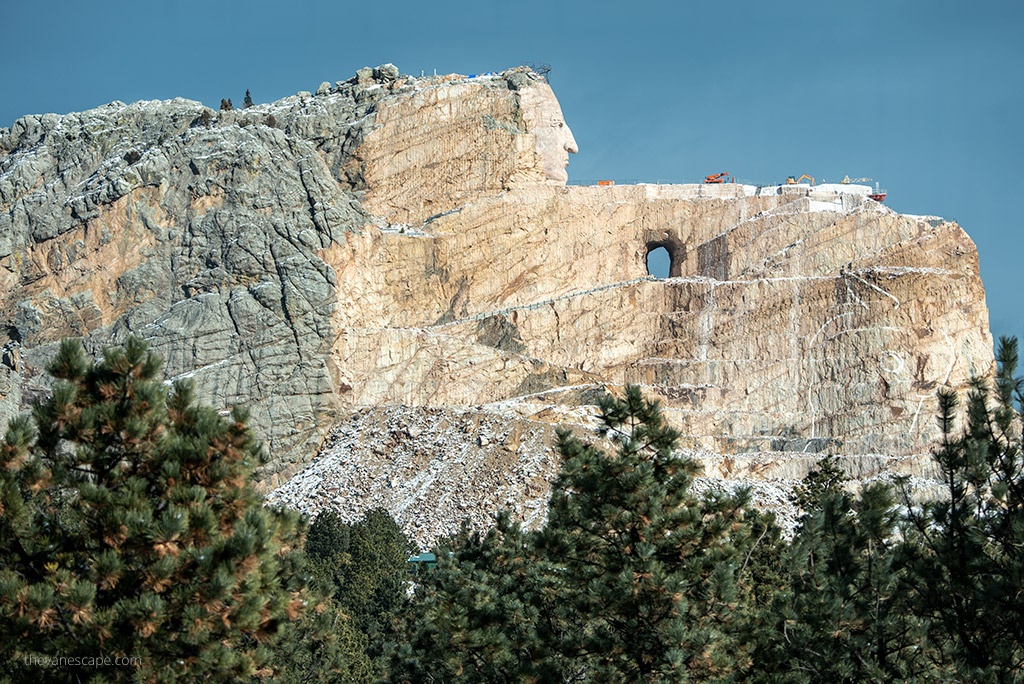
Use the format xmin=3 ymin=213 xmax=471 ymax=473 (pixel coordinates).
xmin=3 ymin=0 xmax=1021 ymax=345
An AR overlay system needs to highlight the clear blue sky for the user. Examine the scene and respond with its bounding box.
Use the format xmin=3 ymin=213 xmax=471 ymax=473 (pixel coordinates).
xmin=3 ymin=0 xmax=1021 ymax=346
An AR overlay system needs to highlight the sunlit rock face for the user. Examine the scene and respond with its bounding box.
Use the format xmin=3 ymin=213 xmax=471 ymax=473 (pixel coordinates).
xmin=519 ymin=83 xmax=578 ymax=183
xmin=0 ymin=66 xmax=994 ymax=543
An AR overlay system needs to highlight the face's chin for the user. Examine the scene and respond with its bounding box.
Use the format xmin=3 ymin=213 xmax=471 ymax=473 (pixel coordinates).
xmin=546 ymin=164 xmax=569 ymax=183
xmin=544 ymin=152 xmax=571 ymax=183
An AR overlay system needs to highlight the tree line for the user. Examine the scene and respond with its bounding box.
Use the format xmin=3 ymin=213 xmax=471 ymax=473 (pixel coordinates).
xmin=1 ymin=337 xmax=1022 ymax=681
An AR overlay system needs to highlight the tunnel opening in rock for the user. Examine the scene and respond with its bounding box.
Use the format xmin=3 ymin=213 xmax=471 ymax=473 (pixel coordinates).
xmin=646 ymin=241 xmax=683 ymax=278
xmin=647 ymin=246 xmax=670 ymax=278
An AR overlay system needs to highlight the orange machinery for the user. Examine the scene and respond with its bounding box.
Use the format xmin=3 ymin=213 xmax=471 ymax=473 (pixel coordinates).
xmin=704 ymin=172 xmax=731 ymax=184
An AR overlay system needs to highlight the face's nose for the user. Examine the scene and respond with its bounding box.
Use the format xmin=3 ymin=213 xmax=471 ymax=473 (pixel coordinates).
xmin=564 ymin=127 xmax=578 ymax=154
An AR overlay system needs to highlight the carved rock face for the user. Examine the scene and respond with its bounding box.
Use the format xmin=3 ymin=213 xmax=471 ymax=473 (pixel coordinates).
xmin=520 ymin=83 xmax=578 ymax=183
xmin=0 ymin=69 xmax=998 ymax=544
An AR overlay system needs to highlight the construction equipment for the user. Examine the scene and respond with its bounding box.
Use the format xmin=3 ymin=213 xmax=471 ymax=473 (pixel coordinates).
xmin=839 ymin=175 xmax=886 ymax=201
xmin=704 ymin=172 xmax=731 ymax=184
xmin=868 ymin=181 xmax=887 ymax=203
xmin=785 ymin=175 xmax=815 ymax=186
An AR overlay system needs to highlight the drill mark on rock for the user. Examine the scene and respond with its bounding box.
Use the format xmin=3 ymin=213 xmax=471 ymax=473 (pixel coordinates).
xmin=847 ymin=270 xmax=901 ymax=309
xmin=880 ymin=351 xmax=905 ymax=374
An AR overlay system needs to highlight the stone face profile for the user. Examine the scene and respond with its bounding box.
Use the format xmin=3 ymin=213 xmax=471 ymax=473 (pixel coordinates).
xmin=519 ymin=82 xmax=578 ymax=183
xmin=0 ymin=66 xmax=995 ymax=545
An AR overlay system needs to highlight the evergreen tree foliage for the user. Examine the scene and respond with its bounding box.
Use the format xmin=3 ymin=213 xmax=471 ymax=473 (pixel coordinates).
xmin=219 ymin=98 xmax=233 ymax=111
xmin=392 ymin=386 xmax=771 ymax=682
xmin=789 ymin=453 xmax=849 ymax=514
xmin=306 ymin=508 xmax=412 ymax=636
xmin=901 ymin=336 xmax=1024 ymax=678
xmin=0 ymin=338 xmax=324 ymax=682
xmin=267 ymin=597 xmax=374 ymax=684
xmin=243 ymin=89 xmax=254 ymax=108
xmin=194 ymin=109 xmax=213 ymax=128
xmin=389 ymin=513 xmax=575 ymax=682
xmin=748 ymin=485 xmax=934 ymax=681
xmin=301 ymin=508 xmax=412 ymax=680
xmin=538 ymin=387 xmax=762 ymax=681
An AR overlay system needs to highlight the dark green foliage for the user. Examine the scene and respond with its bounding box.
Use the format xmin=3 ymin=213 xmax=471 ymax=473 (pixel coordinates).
xmin=901 ymin=336 xmax=1024 ymax=678
xmin=303 ymin=509 xmax=412 ymax=680
xmin=219 ymin=98 xmax=233 ymax=111
xmin=389 ymin=513 xmax=572 ymax=682
xmin=392 ymin=358 xmax=1024 ymax=681
xmin=746 ymin=336 xmax=1024 ymax=682
xmin=789 ymin=453 xmax=849 ymax=514
xmin=538 ymin=388 xmax=763 ymax=680
xmin=749 ymin=485 xmax=934 ymax=681
xmin=392 ymin=386 xmax=772 ymax=681
xmin=306 ymin=508 xmax=412 ymax=635
xmin=0 ymin=338 xmax=325 ymax=682
xmin=243 ymin=89 xmax=254 ymax=108
xmin=267 ymin=598 xmax=374 ymax=684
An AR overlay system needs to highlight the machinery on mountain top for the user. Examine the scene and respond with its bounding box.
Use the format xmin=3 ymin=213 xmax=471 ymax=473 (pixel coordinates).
xmin=704 ymin=172 xmax=732 ymax=184
xmin=868 ymin=182 xmax=887 ymax=203
xmin=698 ymin=172 xmax=887 ymax=202
xmin=839 ymin=175 xmax=887 ymax=202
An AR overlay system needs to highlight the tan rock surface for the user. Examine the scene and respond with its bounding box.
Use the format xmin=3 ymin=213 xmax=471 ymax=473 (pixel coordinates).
xmin=0 ymin=68 xmax=994 ymax=545
xmin=284 ymin=70 xmax=993 ymax=543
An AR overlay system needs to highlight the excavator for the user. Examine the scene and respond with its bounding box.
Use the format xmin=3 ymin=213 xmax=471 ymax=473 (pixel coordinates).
xmin=704 ymin=172 xmax=731 ymax=184
xmin=785 ymin=174 xmax=815 ymax=186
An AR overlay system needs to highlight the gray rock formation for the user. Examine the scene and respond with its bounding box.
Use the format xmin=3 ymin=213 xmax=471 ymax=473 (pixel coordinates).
xmin=0 ymin=76 xmax=399 ymax=482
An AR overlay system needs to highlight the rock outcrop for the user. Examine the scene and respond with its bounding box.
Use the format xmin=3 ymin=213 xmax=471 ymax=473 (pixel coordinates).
xmin=0 ymin=66 xmax=994 ymax=544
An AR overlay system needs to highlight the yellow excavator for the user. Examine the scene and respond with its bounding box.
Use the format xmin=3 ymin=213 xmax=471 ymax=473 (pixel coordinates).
xmin=785 ymin=174 xmax=815 ymax=186
xmin=841 ymin=175 xmax=872 ymax=184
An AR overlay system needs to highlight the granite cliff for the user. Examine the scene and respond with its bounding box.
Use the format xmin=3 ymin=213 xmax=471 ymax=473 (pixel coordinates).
xmin=0 ymin=66 xmax=994 ymax=545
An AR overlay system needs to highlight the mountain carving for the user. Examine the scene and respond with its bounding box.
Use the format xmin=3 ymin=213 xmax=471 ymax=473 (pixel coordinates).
xmin=0 ymin=66 xmax=993 ymax=543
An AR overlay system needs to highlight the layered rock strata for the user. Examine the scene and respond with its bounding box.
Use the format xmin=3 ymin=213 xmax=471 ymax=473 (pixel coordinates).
xmin=0 ymin=66 xmax=993 ymax=544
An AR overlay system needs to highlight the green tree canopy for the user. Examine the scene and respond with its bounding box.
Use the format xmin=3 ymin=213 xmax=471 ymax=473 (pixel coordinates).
xmin=0 ymin=338 xmax=322 ymax=682
xmin=901 ymin=336 xmax=1024 ymax=678
xmin=306 ymin=508 xmax=413 ymax=637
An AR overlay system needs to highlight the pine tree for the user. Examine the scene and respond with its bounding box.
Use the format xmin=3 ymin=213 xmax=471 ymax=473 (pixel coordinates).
xmin=538 ymin=386 xmax=763 ymax=680
xmin=267 ymin=597 xmax=374 ymax=684
xmin=748 ymin=484 xmax=934 ymax=681
xmin=0 ymin=338 xmax=324 ymax=681
xmin=392 ymin=386 xmax=769 ymax=681
xmin=901 ymin=336 xmax=1024 ymax=677
xmin=789 ymin=453 xmax=849 ymax=514
xmin=243 ymin=89 xmax=254 ymax=108
xmin=307 ymin=509 xmax=412 ymax=635
xmin=389 ymin=512 xmax=578 ymax=682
